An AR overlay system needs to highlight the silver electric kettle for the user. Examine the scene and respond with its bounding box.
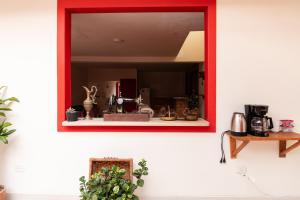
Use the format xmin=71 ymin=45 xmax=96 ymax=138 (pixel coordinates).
xmin=220 ymin=112 xmax=247 ymax=164
xmin=231 ymin=112 xmax=247 ymax=136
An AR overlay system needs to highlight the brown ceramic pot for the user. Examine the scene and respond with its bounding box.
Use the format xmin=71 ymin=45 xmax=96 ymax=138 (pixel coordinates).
xmin=0 ymin=185 xmax=6 ymax=200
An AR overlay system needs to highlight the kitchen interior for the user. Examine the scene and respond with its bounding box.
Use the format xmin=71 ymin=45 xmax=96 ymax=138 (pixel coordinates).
xmin=68 ymin=12 xmax=206 ymax=125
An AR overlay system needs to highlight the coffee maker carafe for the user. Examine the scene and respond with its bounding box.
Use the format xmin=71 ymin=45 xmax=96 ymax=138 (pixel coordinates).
xmin=245 ymin=105 xmax=273 ymax=137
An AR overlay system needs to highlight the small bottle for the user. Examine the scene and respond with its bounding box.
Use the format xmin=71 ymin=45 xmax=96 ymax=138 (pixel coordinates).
xmin=108 ymin=95 xmax=116 ymax=113
xmin=116 ymin=92 xmax=124 ymax=113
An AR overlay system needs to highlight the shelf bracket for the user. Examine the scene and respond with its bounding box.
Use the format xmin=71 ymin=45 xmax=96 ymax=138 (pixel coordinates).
xmin=279 ymin=140 xmax=300 ymax=158
xmin=230 ymin=137 xmax=249 ymax=159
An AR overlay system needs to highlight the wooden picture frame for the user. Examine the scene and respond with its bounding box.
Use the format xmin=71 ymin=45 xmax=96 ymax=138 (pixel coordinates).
xmin=89 ymin=158 xmax=133 ymax=180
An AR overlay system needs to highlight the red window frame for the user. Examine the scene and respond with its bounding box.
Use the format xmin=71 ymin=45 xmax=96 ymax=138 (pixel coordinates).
xmin=57 ymin=0 xmax=216 ymax=132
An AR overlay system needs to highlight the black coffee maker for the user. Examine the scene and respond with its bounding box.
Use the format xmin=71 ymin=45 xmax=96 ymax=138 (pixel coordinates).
xmin=245 ymin=105 xmax=273 ymax=137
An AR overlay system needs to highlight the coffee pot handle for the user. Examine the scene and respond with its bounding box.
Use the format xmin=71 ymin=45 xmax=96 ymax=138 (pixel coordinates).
xmin=267 ymin=117 xmax=274 ymax=129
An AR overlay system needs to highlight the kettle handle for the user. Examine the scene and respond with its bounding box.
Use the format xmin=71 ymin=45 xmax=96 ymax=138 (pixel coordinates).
xmin=267 ymin=117 xmax=274 ymax=129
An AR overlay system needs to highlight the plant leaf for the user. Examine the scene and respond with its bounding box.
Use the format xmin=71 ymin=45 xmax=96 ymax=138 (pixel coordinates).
xmin=3 ymin=122 xmax=12 ymax=128
xmin=1 ymin=129 xmax=16 ymax=136
xmin=0 ymin=107 xmax=12 ymax=111
xmin=122 ymin=183 xmax=129 ymax=191
xmin=137 ymin=179 xmax=144 ymax=187
xmin=92 ymin=194 xmax=98 ymax=200
xmin=0 ymin=112 xmax=5 ymax=117
xmin=0 ymin=86 xmax=6 ymax=91
xmin=113 ymin=185 xmax=119 ymax=194
xmin=4 ymin=97 xmax=19 ymax=102
xmin=0 ymin=136 xmax=8 ymax=144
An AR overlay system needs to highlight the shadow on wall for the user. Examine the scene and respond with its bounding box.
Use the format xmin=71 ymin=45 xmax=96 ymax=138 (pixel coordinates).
xmin=0 ymin=145 xmax=7 ymax=182
xmin=0 ymin=0 xmax=55 ymax=15
xmin=0 ymin=137 xmax=19 ymax=183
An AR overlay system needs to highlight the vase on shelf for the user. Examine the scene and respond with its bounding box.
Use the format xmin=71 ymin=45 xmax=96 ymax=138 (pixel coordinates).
xmin=82 ymin=86 xmax=98 ymax=120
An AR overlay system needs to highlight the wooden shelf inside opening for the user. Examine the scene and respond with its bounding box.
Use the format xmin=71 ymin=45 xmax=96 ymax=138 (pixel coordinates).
xmin=62 ymin=117 xmax=209 ymax=127
xmin=226 ymin=132 xmax=300 ymax=158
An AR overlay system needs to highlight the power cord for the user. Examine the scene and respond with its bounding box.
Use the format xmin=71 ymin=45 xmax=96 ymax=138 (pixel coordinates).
xmin=220 ymin=130 xmax=230 ymax=164
xmin=220 ymin=130 xmax=283 ymax=198
xmin=237 ymin=169 xmax=272 ymax=198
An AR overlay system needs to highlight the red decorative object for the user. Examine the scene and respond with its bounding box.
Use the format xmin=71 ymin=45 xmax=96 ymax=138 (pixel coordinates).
xmin=57 ymin=0 xmax=216 ymax=132
xmin=280 ymin=120 xmax=294 ymax=128
xmin=279 ymin=119 xmax=294 ymax=132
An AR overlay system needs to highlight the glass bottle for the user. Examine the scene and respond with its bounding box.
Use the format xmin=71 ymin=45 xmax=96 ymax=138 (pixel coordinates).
xmin=116 ymin=92 xmax=124 ymax=113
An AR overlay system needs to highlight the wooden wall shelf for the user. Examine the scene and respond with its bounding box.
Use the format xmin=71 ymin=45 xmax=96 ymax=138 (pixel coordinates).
xmin=226 ymin=132 xmax=300 ymax=158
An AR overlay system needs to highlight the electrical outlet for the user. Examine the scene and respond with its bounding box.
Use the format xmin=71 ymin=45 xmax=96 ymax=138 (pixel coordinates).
xmin=237 ymin=166 xmax=247 ymax=176
xmin=15 ymin=165 xmax=25 ymax=173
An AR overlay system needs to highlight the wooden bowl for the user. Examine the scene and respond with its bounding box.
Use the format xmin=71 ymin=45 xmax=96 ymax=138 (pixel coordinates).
xmin=160 ymin=116 xmax=176 ymax=121
xmin=185 ymin=114 xmax=198 ymax=121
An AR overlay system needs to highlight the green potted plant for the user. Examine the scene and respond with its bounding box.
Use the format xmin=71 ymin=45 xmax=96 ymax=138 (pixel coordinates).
xmin=0 ymin=86 xmax=19 ymax=200
xmin=66 ymin=107 xmax=79 ymax=122
xmin=79 ymin=159 xmax=148 ymax=200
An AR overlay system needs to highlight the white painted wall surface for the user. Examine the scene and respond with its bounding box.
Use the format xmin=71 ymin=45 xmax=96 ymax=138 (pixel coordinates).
xmin=0 ymin=0 xmax=300 ymax=199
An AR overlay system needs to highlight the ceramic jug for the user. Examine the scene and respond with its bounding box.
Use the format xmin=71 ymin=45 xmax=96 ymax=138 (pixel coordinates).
xmin=82 ymin=85 xmax=98 ymax=119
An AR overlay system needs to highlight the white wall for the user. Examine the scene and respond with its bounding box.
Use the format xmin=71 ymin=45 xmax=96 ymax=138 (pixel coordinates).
xmin=1 ymin=0 xmax=300 ymax=199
